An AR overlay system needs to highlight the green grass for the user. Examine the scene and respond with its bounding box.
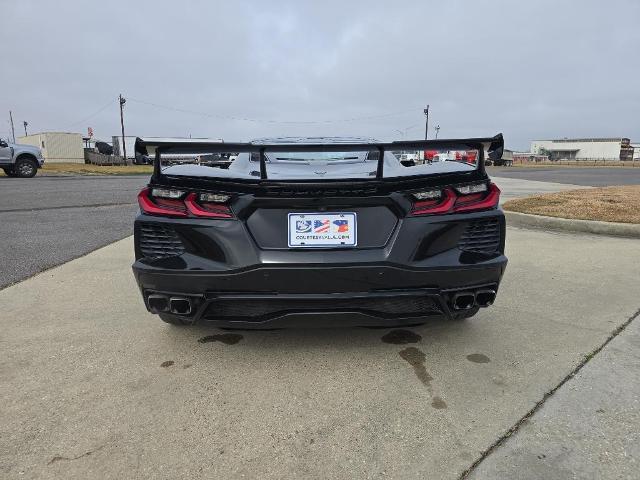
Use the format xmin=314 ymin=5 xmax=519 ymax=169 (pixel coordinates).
xmin=40 ymin=163 xmax=153 ymax=176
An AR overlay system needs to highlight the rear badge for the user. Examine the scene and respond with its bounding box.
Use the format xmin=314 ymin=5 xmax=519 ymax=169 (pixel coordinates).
xmin=288 ymin=213 xmax=357 ymax=247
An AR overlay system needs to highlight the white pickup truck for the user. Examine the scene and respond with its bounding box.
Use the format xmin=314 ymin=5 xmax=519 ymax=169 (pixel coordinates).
xmin=0 ymin=138 xmax=44 ymax=177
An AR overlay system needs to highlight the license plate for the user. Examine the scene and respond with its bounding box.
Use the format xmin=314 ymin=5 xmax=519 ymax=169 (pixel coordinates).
xmin=288 ymin=212 xmax=357 ymax=247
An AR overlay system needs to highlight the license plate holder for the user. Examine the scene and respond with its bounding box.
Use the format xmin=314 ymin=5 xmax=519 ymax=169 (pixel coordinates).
xmin=288 ymin=212 xmax=357 ymax=248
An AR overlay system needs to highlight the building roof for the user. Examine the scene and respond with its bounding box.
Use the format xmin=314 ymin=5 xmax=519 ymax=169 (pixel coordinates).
xmin=21 ymin=131 xmax=83 ymax=136
xmin=533 ymin=138 xmax=628 ymax=143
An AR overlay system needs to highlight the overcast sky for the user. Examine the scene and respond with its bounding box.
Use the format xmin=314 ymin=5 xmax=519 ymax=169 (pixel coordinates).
xmin=2 ymin=0 xmax=639 ymax=150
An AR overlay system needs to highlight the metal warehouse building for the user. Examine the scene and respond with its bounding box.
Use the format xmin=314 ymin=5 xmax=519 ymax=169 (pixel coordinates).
xmin=530 ymin=138 xmax=634 ymax=161
xmin=18 ymin=132 xmax=84 ymax=163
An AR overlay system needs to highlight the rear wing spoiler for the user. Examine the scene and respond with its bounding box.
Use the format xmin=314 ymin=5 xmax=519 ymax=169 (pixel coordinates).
xmin=135 ymin=133 xmax=503 ymax=182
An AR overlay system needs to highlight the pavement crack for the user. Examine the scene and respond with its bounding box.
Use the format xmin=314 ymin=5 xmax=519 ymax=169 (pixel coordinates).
xmin=48 ymin=444 xmax=106 ymax=465
xmin=458 ymin=307 xmax=640 ymax=480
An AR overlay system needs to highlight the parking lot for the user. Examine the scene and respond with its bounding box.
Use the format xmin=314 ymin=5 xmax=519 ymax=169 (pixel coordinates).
xmin=0 ymin=171 xmax=587 ymax=289
xmin=1 ymin=172 xmax=639 ymax=479
xmin=0 ymin=176 xmax=144 ymax=288
xmin=488 ymin=166 xmax=640 ymax=187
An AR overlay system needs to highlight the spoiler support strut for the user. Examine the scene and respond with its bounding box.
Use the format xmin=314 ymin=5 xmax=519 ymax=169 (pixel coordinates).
xmin=259 ymin=148 xmax=267 ymax=180
xmin=376 ymin=146 xmax=385 ymax=179
xmin=152 ymin=148 xmax=161 ymax=182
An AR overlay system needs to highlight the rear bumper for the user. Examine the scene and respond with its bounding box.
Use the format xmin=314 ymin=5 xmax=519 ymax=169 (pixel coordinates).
xmin=132 ymin=206 xmax=507 ymax=327
xmin=132 ymin=260 xmax=507 ymax=327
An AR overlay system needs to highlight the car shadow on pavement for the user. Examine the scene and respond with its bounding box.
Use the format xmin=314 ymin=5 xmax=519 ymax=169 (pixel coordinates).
xmin=155 ymin=313 xmax=480 ymax=353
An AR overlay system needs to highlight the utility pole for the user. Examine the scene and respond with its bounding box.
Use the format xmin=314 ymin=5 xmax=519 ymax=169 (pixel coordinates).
xmin=23 ymin=121 xmax=28 ymax=136
xmin=435 ymin=125 xmax=440 ymax=139
xmin=9 ymin=111 xmax=15 ymax=142
xmin=119 ymin=94 xmax=127 ymax=161
xmin=423 ymin=105 xmax=429 ymax=140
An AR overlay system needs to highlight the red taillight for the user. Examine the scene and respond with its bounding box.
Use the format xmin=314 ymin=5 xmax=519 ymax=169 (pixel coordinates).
xmin=454 ymin=192 xmax=485 ymax=206
xmin=409 ymin=183 xmax=500 ymax=216
xmin=138 ymin=188 xmax=188 ymax=217
xmin=138 ymin=188 xmax=233 ymax=218
xmin=411 ymin=188 xmax=456 ymax=215
xmin=453 ymin=183 xmax=500 ymax=213
xmin=184 ymin=193 xmax=233 ymax=218
xmin=155 ymin=198 xmax=188 ymax=211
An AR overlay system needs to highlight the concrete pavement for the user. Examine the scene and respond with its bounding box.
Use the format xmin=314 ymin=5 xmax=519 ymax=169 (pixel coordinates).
xmin=468 ymin=309 xmax=640 ymax=480
xmin=1 ymin=227 xmax=639 ymax=479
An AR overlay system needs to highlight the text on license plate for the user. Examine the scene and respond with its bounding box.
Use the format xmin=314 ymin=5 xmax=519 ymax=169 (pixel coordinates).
xmin=288 ymin=212 xmax=357 ymax=247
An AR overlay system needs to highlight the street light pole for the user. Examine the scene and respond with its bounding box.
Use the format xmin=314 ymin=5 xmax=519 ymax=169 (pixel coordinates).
xmin=423 ymin=105 xmax=429 ymax=140
xmin=435 ymin=125 xmax=440 ymax=139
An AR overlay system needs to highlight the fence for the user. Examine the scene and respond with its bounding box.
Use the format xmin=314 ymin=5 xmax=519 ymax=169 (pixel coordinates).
xmin=513 ymin=157 xmax=640 ymax=167
xmin=84 ymin=151 xmax=128 ymax=166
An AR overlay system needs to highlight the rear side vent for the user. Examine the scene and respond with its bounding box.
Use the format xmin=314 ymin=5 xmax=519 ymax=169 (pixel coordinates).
xmin=459 ymin=218 xmax=501 ymax=255
xmin=139 ymin=223 xmax=185 ymax=258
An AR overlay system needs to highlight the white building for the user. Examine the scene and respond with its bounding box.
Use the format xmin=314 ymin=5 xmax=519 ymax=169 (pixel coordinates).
xmin=530 ymin=138 xmax=634 ymax=161
xmin=18 ymin=132 xmax=84 ymax=163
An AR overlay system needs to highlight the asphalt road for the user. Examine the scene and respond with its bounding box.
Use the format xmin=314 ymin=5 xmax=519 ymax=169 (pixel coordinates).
xmin=1 ymin=229 xmax=638 ymax=479
xmin=491 ymin=176 xmax=589 ymax=202
xmin=0 ymin=175 xmax=146 ymax=288
xmin=488 ymin=166 xmax=640 ymax=186
xmin=0 ymin=171 xmax=622 ymax=289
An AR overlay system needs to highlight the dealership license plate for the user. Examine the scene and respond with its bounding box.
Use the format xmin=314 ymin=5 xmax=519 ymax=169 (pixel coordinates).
xmin=288 ymin=212 xmax=357 ymax=247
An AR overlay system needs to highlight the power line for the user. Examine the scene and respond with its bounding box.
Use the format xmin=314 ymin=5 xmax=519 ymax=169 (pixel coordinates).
xmin=127 ymin=97 xmax=420 ymax=125
xmin=67 ymin=99 xmax=116 ymax=129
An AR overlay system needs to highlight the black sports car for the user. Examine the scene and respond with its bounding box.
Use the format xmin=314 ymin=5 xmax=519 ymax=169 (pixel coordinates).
xmin=132 ymin=135 xmax=507 ymax=328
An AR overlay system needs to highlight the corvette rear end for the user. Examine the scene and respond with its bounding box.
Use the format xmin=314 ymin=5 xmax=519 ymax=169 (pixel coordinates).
xmin=132 ymin=135 xmax=507 ymax=328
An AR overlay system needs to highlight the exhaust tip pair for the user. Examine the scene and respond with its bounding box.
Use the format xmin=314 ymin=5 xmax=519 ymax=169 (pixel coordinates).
xmin=147 ymin=294 xmax=193 ymax=315
xmin=451 ymin=289 xmax=496 ymax=310
xmin=475 ymin=289 xmax=496 ymax=308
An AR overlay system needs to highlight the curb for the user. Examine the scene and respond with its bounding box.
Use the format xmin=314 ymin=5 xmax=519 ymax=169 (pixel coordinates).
xmin=504 ymin=211 xmax=640 ymax=238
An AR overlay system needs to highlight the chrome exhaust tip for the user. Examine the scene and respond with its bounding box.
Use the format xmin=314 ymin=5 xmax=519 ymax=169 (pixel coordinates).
xmin=169 ymin=297 xmax=192 ymax=315
xmin=452 ymin=292 xmax=476 ymax=310
xmin=475 ymin=289 xmax=496 ymax=307
xmin=147 ymin=294 xmax=169 ymax=313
